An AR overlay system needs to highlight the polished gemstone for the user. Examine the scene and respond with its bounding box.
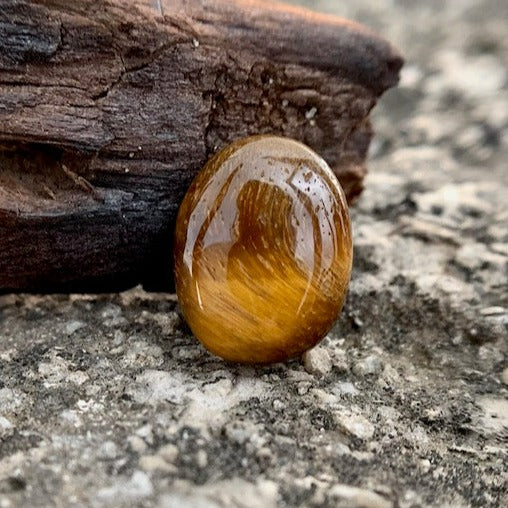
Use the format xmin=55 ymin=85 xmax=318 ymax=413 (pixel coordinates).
xmin=174 ymin=136 xmax=353 ymax=364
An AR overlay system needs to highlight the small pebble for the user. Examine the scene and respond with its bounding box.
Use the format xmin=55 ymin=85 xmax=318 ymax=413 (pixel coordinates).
xmin=96 ymin=471 xmax=153 ymax=501
xmin=128 ymin=435 xmax=148 ymax=454
xmin=328 ymin=484 xmax=392 ymax=508
xmin=196 ymin=449 xmax=208 ymax=468
xmin=136 ymin=424 xmax=153 ymax=442
xmin=272 ymin=399 xmax=286 ymax=410
xmin=98 ymin=441 xmax=119 ymax=459
xmin=335 ymin=382 xmax=359 ymax=397
xmin=139 ymin=455 xmax=175 ymax=473
xmin=159 ymin=443 xmax=179 ymax=463
xmin=0 ymin=416 xmax=13 ymax=434
xmin=303 ymin=346 xmax=332 ymax=376
xmin=420 ymin=459 xmax=432 ymax=473
xmin=335 ymin=412 xmax=375 ymax=441
xmin=332 ymin=349 xmax=349 ymax=373
xmin=305 ymin=107 xmax=318 ymax=120
xmin=352 ymin=354 xmax=384 ymax=377
xmin=65 ymin=320 xmax=86 ymax=335
xmin=480 ymin=306 xmax=506 ymax=316
xmin=478 ymin=345 xmax=504 ymax=368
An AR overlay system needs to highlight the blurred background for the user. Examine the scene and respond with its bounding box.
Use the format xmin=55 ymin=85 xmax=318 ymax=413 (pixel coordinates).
xmin=289 ymin=0 xmax=507 ymax=174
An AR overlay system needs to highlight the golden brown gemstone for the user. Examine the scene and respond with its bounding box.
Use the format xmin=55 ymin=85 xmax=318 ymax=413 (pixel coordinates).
xmin=174 ymin=136 xmax=353 ymax=364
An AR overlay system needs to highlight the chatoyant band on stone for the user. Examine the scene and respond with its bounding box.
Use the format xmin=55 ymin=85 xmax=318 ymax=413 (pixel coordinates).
xmin=174 ymin=135 xmax=353 ymax=364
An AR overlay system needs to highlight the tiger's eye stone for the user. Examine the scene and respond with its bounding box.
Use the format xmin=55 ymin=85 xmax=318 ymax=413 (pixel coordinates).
xmin=174 ymin=136 xmax=352 ymax=364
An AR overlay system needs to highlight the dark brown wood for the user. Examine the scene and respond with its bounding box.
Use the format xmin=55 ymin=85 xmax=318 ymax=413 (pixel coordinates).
xmin=0 ymin=0 xmax=402 ymax=292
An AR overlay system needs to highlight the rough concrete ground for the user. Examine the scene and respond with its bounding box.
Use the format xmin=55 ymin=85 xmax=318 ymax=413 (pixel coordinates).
xmin=1 ymin=0 xmax=507 ymax=506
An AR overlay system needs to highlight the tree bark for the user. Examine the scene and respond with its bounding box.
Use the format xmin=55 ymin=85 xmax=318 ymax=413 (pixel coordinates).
xmin=0 ymin=0 xmax=402 ymax=292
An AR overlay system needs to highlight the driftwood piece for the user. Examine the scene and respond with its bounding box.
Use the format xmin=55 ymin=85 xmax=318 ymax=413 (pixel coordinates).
xmin=0 ymin=0 xmax=402 ymax=292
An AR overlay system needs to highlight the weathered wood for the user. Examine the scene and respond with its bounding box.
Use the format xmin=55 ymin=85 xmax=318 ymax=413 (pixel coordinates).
xmin=0 ymin=0 xmax=402 ymax=292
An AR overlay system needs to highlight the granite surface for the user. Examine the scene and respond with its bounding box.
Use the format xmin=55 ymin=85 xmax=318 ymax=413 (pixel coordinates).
xmin=1 ymin=0 xmax=507 ymax=506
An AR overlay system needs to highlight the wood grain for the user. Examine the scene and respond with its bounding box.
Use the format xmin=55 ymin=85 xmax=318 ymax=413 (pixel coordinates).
xmin=0 ymin=0 xmax=402 ymax=292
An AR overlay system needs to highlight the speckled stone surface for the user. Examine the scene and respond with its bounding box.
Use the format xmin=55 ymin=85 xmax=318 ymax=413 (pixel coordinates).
xmin=1 ymin=1 xmax=507 ymax=507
